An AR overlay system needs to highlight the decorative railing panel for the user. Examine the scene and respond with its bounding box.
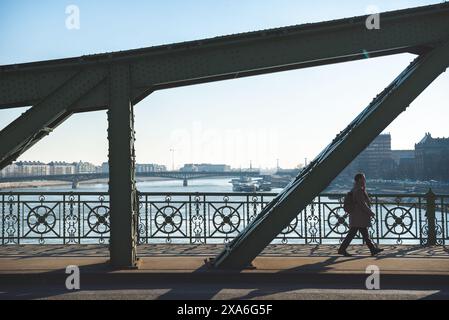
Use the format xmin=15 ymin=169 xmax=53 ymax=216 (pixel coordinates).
xmin=1 ymin=191 xmax=447 ymax=245
xmin=1 ymin=193 xmax=110 ymax=245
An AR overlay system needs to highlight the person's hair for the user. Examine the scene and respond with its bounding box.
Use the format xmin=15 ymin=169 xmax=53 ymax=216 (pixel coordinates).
xmin=354 ymin=173 xmax=365 ymax=183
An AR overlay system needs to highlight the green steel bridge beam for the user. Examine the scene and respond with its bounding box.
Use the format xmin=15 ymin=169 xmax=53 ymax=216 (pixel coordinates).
xmin=0 ymin=4 xmax=448 ymax=111
xmin=107 ymin=64 xmax=138 ymax=268
xmin=212 ymin=40 xmax=449 ymax=269
xmin=0 ymin=73 xmax=150 ymax=171
xmin=1 ymin=4 xmax=448 ymax=172
xmin=0 ymin=68 xmax=107 ymax=170
xmin=1 ymin=4 xmax=447 ymax=172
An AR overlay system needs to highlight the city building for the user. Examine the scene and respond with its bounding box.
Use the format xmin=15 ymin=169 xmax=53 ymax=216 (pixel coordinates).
xmin=392 ymin=150 xmax=415 ymax=166
xmin=48 ymin=162 xmax=76 ymax=175
xmin=338 ymin=133 xmax=449 ymax=182
xmin=101 ymin=162 xmax=109 ymax=174
xmin=180 ymin=164 xmax=197 ymax=172
xmin=391 ymin=150 xmax=415 ymax=179
xmin=102 ymin=162 xmax=166 ymax=174
xmin=341 ymin=134 xmax=394 ymax=179
xmin=415 ymin=133 xmax=449 ymax=181
xmin=135 ymin=164 xmax=167 ymax=173
xmin=0 ymin=163 xmax=19 ymax=178
xmin=75 ymin=161 xmax=98 ymax=174
xmin=180 ymin=164 xmax=231 ymax=172
xmin=357 ymin=134 xmax=393 ymax=178
xmin=16 ymin=161 xmax=50 ymax=176
xmin=156 ymin=164 xmax=167 ymax=172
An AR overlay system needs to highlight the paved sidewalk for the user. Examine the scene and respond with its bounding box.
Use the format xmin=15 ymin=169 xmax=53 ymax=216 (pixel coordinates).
xmin=2 ymin=243 xmax=448 ymax=257
xmin=1 ymin=245 xmax=448 ymax=300
xmin=1 ymin=244 xmax=448 ymax=275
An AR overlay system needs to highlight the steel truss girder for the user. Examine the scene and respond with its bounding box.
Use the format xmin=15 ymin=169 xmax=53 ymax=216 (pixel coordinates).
xmin=212 ymin=40 xmax=449 ymax=269
xmin=107 ymin=64 xmax=138 ymax=268
xmin=130 ymin=9 xmax=449 ymax=90
xmin=1 ymin=4 xmax=449 ymax=110
xmin=0 ymin=68 xmax=107 ymax=170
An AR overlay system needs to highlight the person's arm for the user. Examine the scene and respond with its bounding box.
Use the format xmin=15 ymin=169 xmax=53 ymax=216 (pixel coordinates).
xmin=354 ymin=189 xmax=375 ymax=217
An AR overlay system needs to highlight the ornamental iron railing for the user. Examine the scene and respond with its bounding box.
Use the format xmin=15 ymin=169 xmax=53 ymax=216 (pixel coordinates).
xmin=1 ymin=191 xmax=447 ymax=245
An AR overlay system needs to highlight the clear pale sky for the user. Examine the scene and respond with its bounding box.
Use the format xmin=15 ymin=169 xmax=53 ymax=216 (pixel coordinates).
xmin=1 ymin=0 xmax=448 ymax=169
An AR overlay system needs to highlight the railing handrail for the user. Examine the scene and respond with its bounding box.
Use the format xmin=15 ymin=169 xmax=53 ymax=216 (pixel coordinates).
xmin=1 ymin=190 xmax=447 ymax=246
xmin=1 ymin=191 xmax=449 ymax=197
xmin=0 ymin=192 xmax=109 ymax=196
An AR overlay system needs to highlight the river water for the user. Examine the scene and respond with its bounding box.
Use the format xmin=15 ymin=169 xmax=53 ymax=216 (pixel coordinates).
xmin=4 ymin=178 xmax=283 ymax=194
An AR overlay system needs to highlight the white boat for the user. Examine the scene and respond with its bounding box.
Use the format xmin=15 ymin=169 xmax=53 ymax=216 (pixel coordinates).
xmin=230 ymin=176 xmax=271 ymax=192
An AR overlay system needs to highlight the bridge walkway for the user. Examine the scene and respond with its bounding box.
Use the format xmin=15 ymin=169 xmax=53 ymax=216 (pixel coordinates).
xmin=1 ymin=245 xmax=448 ymax=299
xmin=1 ymin=244 xmax=448 ymax=276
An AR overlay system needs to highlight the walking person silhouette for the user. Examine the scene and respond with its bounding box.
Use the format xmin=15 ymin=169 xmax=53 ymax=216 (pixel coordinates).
xmin=338 ymin=173 xmax=384 ymax=257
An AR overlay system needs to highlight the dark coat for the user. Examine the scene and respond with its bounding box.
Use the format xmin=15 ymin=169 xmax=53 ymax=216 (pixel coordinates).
xmin=349 ymin=186 xmax=374 ymax=228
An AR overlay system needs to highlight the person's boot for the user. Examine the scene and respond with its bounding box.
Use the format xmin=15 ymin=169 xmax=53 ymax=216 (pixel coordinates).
xmin=338 ymin=249 xmax=353 ymax=257
xmin=371 ymin=248 xmax=384 ymax=257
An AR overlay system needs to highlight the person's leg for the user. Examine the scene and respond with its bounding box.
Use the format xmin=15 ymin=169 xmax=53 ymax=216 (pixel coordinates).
xmin=359 ymin=227 xmax=376 ymax=252
xmin=338 ymin=227 xmax=358 ymax=253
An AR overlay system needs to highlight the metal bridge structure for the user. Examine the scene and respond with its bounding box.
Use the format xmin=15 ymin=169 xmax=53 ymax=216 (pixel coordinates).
xmin=0 ymin=171 xmax=261 ymax=188
xmin=1 ymin=4 xmax=449 ymax=268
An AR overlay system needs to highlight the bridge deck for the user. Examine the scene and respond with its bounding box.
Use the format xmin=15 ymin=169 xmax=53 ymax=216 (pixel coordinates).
xmin=2 ymin=245 xmax=449 ymax=300
xmin=1 ymin=245 xmax=448 ymax=276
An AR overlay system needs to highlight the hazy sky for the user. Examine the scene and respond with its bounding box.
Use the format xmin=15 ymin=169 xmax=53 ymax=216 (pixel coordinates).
xmin=1 ymin=0 xmax=448 ymax=169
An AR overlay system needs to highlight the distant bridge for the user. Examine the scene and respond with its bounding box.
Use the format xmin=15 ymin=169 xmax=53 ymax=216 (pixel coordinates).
xmin=0 ymin=171 xmax=262 ymax=188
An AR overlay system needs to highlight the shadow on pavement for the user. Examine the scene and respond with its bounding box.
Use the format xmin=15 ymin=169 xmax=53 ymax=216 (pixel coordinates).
xmin=2 ymin=246 xmax=449 ymax=300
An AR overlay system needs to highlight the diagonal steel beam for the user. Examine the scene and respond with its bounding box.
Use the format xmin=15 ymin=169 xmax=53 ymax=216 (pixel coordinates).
xmin=212 ymin=40 xmax=449 ymax=269
xmin=0 ymin=67 xmax=107 ymax=170
xmin=0 ymin=111 xmax=73 ymax=171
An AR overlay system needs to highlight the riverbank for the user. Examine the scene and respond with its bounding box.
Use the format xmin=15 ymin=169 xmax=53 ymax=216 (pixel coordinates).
xmin=0 ymin=177 xmax=173 ymax=190
xmin=0 ymin=180 xmax=71 ymax=190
